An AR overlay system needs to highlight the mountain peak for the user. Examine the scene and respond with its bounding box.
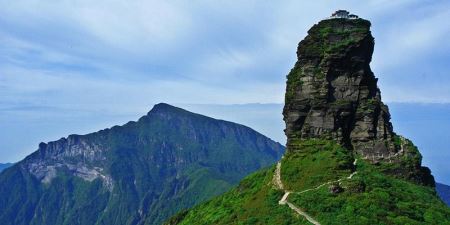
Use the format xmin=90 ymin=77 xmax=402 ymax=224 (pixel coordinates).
xmin=147 ymin=103 xmax=193 ymax=118
xmin=149 ymin=103 xmax=179 ymax=113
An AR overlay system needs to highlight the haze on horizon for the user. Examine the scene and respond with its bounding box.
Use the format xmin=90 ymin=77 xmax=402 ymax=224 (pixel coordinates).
xmin=1 ymin=1 xmax=449 ymax=181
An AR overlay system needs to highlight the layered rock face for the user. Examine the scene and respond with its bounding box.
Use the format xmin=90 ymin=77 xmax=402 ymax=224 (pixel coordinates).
xmin=283 ymin=18 xmax=396 ymax=160
xmin=283 ymin=18 xmax=433 ymax=185
xmin=23 ymin=135 xmax=113 ymax=189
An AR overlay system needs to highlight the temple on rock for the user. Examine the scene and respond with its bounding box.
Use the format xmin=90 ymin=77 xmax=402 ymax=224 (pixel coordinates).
xmin=329 ymin=10 xmax=359 ymax=19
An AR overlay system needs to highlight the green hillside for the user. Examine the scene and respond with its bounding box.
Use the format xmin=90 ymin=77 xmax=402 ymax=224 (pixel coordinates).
xmin=167 ymin=139 xmax=450 ymax=225
xmin=0 ymin=103 xmax=284 ymax=225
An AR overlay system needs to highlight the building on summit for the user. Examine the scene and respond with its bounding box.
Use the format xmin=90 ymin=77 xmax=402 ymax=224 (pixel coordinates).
xmin=330 ymin=10 xmax=359 ymax=19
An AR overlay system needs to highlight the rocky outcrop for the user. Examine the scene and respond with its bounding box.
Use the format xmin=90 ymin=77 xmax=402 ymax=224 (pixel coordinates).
xmin=283 ymin=17 xmax=433 ymax=185
xmin=284 ymin=18 xmax=395 ymax=160
xmin=22 ymin=134 xmax=112 ymax=188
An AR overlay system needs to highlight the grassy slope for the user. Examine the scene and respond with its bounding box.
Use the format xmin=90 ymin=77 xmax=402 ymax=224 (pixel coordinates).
xmin=168 ymin=139 xmax=450 ymax=225
xmin=289 ymin=159 xmax=450 ymax=224
xmin=166 ymin=166 xmax=310 ymax=225
xmin=281 ymin=139 xmax=353 ymax=191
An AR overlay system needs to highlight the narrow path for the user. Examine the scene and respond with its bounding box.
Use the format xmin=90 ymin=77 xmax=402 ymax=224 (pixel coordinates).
xmin=286 ymin=202 xmax=321 ymax=225
xmin=297 ymin=168 xmax=358 ymax=194
xmin=273 ymin=158 xmax=359 ymax=225
xmin=279 ymin=192 xmax=290 ymax=204
xmin=274 ymin=160 xmax=284 ymax=190
xmin=274 ymin=161 xmax=321 ymax=225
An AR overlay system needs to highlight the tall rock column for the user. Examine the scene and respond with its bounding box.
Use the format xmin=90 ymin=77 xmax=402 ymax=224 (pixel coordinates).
xmin=283 ymin=18 xmax=397 ymax=161
xmin=282 ymin=15 xmax=434 ymax=186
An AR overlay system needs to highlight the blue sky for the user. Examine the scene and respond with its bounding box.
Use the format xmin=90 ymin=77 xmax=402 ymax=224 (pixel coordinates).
xmin=0 ymin=1 xmax=449 ymax=178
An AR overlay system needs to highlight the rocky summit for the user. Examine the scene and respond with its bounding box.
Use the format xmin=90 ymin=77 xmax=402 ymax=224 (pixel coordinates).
xmin=169 ymin=13 xmax=450 ymax=225
xmin=284 ymin=18 xmax=394 ymax=160
xmin=283 ymin=17 xmax=433 ymax=185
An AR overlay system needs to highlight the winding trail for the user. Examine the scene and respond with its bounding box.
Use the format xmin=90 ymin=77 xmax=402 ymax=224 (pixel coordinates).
xmin=274 ymin=160 xmax=321 ymax=225
xmin=273 ymin=158 xmax=358 ymax=225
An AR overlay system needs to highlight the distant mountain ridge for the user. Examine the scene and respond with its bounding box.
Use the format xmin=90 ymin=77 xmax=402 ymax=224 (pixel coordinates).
xmin=0 ymin=103 xmax=284 ymax=225
xmin=437 ymin=183 xmax=450 ymax=207
xmin=0 ymin=163 xmax=13 ymax=173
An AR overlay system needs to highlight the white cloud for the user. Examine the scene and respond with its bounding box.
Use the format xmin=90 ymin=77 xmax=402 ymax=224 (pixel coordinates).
xmin=0 ymin=1 xmax=193 ymax=52
xmin=71 ymin=1 xmax=193 ymax=53
xmin=1 ymin=0 xmax=449 ymax=108
xmin=371 ymin=5 xmax=450 ymax=70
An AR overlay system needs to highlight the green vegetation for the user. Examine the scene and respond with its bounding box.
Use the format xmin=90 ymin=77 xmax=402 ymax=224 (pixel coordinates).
xmin=289 ymin=158 xmax=450 ymax=224
xmin=167 ymin=167 xmax=310 ymax=225
xmin=356 ymin=98 xmax=381 ymax=114
xmin=0 ymin=104 xmax=284 ymax=225
xmin=331 ymin=99 xmax=352 ymax=108
xmin=314 ymin=19 xmax=370 ymax=56
xmin=171 ymin=139 xmax=450 ymax=225
xmin=281 ymin=139 xmax=353 ymax=191
xmin=393 ymin=135 xmax=402 ymax=149
xmin=325 ymin=38 xmax=357 ymax=54
xmin=376 ymin=137 xmax=435 ymax=186
xmin=285 ymin=68 xmax=303 ymax=103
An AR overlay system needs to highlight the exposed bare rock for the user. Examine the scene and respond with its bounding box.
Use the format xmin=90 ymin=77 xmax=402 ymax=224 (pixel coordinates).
xmin=283 ymin=18 xmax=434 ymax=185
xmin=22 ymin=135 xmax=112 ymax=189
xmin=329 ymin=183 xmax=344 ymax=194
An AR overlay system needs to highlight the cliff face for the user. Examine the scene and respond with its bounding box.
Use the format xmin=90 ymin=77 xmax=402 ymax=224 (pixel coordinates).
xmin=284 ymin=18 xmax=395 ymax=159
xmin=283 ymin=18 xmax=433 ymax=185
